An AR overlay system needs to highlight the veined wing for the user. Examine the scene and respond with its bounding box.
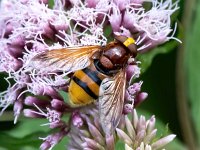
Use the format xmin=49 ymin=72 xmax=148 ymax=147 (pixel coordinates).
xmin=99 ymin=70 xmax=126 ymax=135
xmin=29 ymin=45 xmax=102 ymax=73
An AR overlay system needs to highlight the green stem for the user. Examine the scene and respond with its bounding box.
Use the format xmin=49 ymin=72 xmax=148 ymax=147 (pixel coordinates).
xmin=176 ymin=0 xmax=197 ymax=149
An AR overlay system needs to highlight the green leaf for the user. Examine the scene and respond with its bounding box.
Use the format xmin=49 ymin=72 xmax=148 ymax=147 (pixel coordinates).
xmin=0 ymin=132 xmax=46 ymax=150
xmin=48 ymin=0 xmax=54 ymax=9
xmin=165 ymin=139 xmax=187 ymax=150
xmin=184 ymin=1 xmax=200 ymax=146
xmin=116 ymin=140 xmax=125 ymax=150
xmin=58 ymin=90 xmax=69 ymax=103
xmin=0 ymin=118 xmax=69 ymax=150
xmin=54 ymin=136 xmax=69 ymax=150
xmin=7 ymin=118 xmax=50 ymax=138
xmin=0 ymin=73 xmax=13 ymax=92
xmin=137 ymin=39 xmax=178 ymax=73
xmin=104 ymin=25 xmax=113 ymax=42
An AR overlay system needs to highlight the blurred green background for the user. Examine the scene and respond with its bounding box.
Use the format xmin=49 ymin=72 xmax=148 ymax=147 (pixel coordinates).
xmin=0 ymin=0 xmax=200 ymax=149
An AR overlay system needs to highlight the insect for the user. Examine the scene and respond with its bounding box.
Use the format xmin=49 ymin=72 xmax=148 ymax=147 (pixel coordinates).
xmin=30 ymin=35 xmax=137 ymax=135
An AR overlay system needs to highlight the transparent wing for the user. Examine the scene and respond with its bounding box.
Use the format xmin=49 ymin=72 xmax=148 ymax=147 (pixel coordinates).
xmin=99 ymin=70 xmax=126 ymax=135
xmin=29 ymin=46 xmax=101 ymax=73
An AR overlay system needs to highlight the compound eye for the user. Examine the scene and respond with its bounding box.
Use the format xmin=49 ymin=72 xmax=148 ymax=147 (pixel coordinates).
xmin=127 ymin=43 xmax=137 ymax=57
xmin=114 ymin=35 xmax=127 ymax=43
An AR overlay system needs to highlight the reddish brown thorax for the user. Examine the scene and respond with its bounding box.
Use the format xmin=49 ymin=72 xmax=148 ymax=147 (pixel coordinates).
xmin=100 ymin=42 xmax=129 ymax=70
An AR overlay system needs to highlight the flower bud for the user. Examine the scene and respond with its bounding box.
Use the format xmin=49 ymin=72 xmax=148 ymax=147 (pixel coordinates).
xmin=126 ymin=65 xmax=140 ymax=81
xmin=72 ymin=112 xmax=83 ymax=128
xmin=23 ymin=109 xmax=44 ymax=118
xmin=42 ymin=23 xmax=55 ymax=40
xmin=40 ymin=132 xmax=66 ymax=150
xmin=85 ymin=0 xmax=99 ymax=8
xmin=123 ymin=103 xmax=133 ymax=114
xmin=106 ymin=134 xmax=115 ymax=150
xmin=152 ymin=134 xmax=176 ymax=150
xmin=134 ymin=92 xmax=148 ymax=107
xmin=51 ymin=99 xmax=66 ymax=111
xmin=39 ymin=0 xmax=49 ymax=4
xmin=40 ymin=141 xmax=51 ymax=150
xmin=49 ymin=121 xmax=65 ymax=129
xmin=109 ymin=7 xmax=122 ymax=32
xmin=13 ymin=100 xmax=23 ymax=124
xmin=128 ymin=82 xmax=142 ymax=94
xmin=5 ymin=23 xmax=13 ymax=36
xmin=7 ymin=45 xmax=23 ymax=58
xmin=113 ymin=0 xmax=130 ymax=11
xmin=43 ymin=86 xmax=59 ymax=99
xmin=24 ymin=96 xmax=50 ymax=108
xmin=10 ymin=36 xmax=25 ymax=47
xmin=32 ymin=41 xmax=47 ymax=52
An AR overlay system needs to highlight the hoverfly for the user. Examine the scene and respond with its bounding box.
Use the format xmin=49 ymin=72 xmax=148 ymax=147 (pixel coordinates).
xmin=30 ymin=35 xmax=137 ymax=135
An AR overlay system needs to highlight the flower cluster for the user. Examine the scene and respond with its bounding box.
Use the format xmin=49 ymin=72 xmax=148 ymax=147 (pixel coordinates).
xmin=117 ymin=110 xmax=176 ymax=150
xmin=0 ymin=0 xmax=179 ymax=149
xmin=68 ymin=108 xmax=176 ymax=150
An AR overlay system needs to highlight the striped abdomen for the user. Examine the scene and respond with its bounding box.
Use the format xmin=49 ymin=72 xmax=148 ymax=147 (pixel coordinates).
xmin=68 ymin=64 xmax=107 ymax=106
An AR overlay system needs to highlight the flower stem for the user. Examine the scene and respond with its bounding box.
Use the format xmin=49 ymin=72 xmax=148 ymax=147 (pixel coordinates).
xmin=176 ymin=0 xmax=197 ymax=149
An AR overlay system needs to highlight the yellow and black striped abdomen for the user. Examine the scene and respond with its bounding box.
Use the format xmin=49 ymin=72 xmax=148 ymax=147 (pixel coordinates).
xmin=68 ymin=66 xmax=105 ymax=106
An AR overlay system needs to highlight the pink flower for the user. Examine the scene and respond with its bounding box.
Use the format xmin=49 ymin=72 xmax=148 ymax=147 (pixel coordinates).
xmin=109 ymin=5 xmax=122 ymax=32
